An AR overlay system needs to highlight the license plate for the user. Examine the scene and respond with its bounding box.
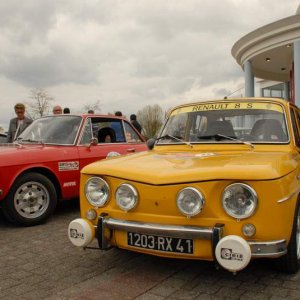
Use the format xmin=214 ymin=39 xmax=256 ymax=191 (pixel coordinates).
xmin=127 ymin=232 xmax=194 ymax=254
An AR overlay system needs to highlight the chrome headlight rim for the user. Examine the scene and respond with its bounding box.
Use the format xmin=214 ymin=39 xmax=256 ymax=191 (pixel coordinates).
xmin=222 ymin=183 xmax=258 ymax=219
xmin=115 ymin=183 xmax=138 ymax=211
xmin=176 ymin=187 xmax=205 ymax=217
xmin=85 ymin=177 xmax=110 ymax=207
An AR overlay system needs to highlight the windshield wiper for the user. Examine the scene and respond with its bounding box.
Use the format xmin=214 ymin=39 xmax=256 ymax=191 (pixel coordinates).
xmin=198 ymin=134 xmax=254 ymax=150
xmin=157 ymin=134 xmax=193 ymax=148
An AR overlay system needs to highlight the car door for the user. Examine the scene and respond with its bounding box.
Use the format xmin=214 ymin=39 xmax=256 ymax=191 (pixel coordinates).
xmin=77 ymin=116 xmax=146 ymax=168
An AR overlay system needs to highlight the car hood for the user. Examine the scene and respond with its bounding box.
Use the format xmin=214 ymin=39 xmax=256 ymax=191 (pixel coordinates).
xmin=0 ymin=144 xmax=73 ymax=167
xmin=82 ymin=149 xmax=297 ymax=184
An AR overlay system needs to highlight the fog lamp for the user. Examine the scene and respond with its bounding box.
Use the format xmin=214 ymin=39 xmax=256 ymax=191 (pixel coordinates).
xmin=242 ymin=223 xmax=256 ymax=237
xmin=86 ymin=208 xmax=97 ymax=220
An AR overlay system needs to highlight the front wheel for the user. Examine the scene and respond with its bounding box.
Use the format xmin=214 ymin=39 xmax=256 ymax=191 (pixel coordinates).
xmin=2 ymin=172 xmax=57 ymax=226
xmin=275 ymin=200 xmax=300 ymax=273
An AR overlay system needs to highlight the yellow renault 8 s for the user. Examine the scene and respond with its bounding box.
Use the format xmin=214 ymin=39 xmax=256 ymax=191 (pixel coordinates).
xmin=69 ymin=98 xmax=300 ymax=273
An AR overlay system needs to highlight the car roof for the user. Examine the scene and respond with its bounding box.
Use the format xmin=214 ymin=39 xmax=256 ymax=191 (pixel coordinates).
xmin=38 ymin=114 xmax=128 ymax=120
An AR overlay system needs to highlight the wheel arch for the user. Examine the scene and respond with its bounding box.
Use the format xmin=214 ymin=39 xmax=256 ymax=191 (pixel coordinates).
xmin=14 ymin=167 xmax=62 ymax=200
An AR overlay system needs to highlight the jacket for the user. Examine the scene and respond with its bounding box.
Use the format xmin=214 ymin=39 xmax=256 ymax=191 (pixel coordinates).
xmin=7 ymin=116 xmax=33 ymax=143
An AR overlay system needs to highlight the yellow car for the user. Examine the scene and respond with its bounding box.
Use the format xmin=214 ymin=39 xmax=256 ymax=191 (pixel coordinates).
xmin=68 ymin=98 xmax=300 ymax=273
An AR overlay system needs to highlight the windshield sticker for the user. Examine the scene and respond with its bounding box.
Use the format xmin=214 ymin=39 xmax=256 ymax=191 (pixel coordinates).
xmin=153 ymin=153 xmax=217 ymax=159
xmin=58 ymin=161 xmax=79 ymax=171
xmin=171 ymin=102 xmax=283 ymax=115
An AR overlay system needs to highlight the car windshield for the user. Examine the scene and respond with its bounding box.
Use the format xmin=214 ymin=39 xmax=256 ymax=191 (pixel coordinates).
xmin=159 ymin=101 xmax=289 ymax=144
xmin=18 ymin=115 xmax=82 ymax=145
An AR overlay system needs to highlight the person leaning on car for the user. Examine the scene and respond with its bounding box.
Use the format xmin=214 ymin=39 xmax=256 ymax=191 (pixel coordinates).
xmin=7 ymin=103 xmax=33 ymax=143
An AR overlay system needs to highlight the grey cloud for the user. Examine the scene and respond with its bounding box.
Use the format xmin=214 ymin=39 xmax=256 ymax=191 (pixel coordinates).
xmin=0 ymin=1 xmax=58 ymax=41
xmin=1 ymin=46 xmax=100 ymax=86
xmin=134 ymin=56 xmax=170 ymax=77
xmin=0 ymin=0 xmax=299 ymax=123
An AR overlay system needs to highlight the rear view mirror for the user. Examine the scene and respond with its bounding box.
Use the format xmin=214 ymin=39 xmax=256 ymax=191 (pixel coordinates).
xmin=147 ymin=138 xmax=156 ymax=150
xmin=89 ymin=137 xmax=98 ymax=147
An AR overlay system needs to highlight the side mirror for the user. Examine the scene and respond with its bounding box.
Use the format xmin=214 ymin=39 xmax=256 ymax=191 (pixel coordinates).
xmin=89 ymin=137 xmax=98 ymax=147
xmin=147 ymin=138 xmax=156 ymax=150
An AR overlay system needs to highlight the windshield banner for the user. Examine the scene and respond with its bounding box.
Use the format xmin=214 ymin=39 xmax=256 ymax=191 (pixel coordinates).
xmin=171 ymin=102 xmax=284 ymax=116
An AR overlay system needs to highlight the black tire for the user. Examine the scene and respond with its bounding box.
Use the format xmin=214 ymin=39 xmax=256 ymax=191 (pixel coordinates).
xmin=275 ymin=200 xmax=300 ymax=273
xmin=2 ymin=172 xmax=57 ymax=226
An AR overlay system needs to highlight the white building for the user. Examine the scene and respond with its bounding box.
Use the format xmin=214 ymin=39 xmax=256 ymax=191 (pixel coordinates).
xmin=232 ymin=6 xmax=300 ymax=105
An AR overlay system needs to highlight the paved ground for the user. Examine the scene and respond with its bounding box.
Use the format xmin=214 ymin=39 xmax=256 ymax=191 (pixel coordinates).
xmin=1 ymin=200 xmax=300 ymax=300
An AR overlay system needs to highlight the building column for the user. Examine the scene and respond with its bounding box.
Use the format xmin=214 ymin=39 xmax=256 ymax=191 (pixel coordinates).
xmin=283 ymin=81 xmax=290 ymax=101
xmin=244 ymin=60 xmax=254 ymax=97
xmin=294 ymin=41 xmax=300 ymax=106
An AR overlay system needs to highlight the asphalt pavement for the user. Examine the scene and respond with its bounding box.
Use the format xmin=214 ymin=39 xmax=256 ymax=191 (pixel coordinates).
xmin=1 ymin=199 xmax=300 ymax=299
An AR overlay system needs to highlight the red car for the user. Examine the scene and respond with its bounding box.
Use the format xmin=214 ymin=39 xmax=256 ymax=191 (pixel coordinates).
xmin=0 ymin=114 xmax=146 ymax=226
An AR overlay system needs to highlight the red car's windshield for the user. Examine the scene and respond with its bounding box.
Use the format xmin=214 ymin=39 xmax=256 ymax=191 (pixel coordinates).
xmin=18 ymin=115 xmax=82 ymax=145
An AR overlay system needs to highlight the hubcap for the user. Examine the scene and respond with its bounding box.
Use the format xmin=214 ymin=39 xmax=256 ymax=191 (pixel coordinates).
xmin=14 ymin=181 xmax=50 ymax=219
xmin=297 ymin=207 xmax=300 ymax=259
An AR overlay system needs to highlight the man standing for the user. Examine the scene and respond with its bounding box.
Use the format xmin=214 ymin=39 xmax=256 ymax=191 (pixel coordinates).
xmin=130 ymin=114 xmax=142 ymax=133
xmin=63 ymin=107 xmax=70 ymax=114
xmin=52 ymin=105 xmax=62 ymax=114
xmin=7 ymin=103 xmax=33 ymax=143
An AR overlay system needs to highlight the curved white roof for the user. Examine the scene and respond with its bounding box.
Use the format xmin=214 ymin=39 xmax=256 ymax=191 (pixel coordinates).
xmin=232 ymin=13 xmax=300 ymax=81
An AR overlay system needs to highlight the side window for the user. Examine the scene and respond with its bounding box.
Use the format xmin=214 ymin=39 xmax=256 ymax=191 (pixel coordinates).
xmin=83 ymin=117 xmax=126 ymax=144
xmin=124 ymin=122 xmax=142 ymax=143
xmin=290 ymin=108 xmax=300 ymax=146
xmin=294 ymin=109 xmax=300 ymax=131
xmin=80 ymin=118 xmax=92 ymax=145
xmin=110 ymin=120 xmax=125 ymax=142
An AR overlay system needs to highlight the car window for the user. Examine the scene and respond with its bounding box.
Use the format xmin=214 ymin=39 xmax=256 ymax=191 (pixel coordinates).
xmin=80 ymin=118 xmax=93 ymax=145
xmin=19 ymin=116 xmax=82 ymax=145
xmin=124 ymin=122 xmax=142 ymax=143
xmin=80 ymin=117 xmax=126 ymax=144
xmin=290 ymin=108 xmax=300 ymax=147
xmin=159 ymin=101 xmax=289 ymax=144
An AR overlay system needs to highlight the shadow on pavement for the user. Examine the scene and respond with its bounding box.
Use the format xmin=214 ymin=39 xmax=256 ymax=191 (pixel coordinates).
xmin=0 ymin=197 xmax=80 ymax=228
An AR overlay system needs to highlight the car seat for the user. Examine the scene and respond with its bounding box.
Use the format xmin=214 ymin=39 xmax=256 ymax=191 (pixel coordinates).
xmin=98 ymin=127 xmax=116 ymax=143
xmin=250 ymin=119 xmax=286 ymax=141
xmin=205 ymin=120 xmax=236 ymax=137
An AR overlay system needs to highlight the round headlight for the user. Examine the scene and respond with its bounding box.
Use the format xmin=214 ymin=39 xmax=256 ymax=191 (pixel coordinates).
xmin=85 ymin=177 xmax=110 ymax=207
xmin=116 ymin=184 xmax=138 ymax=211
xmin=222 ymin=183 xmax=257 ymax=219
xmin=176 ymin=187 xmax=205 ymax=217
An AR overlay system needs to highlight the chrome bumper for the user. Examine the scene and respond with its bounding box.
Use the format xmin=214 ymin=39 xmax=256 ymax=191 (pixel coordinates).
xmin=96 ymin=215 xmax=287 ymax=258
xmin=249 ymin=240 xmax=287 ymax=257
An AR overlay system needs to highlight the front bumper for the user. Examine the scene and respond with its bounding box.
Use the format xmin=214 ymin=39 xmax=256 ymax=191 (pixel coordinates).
xmin=96 ymin=215 xmax=287 ymax=259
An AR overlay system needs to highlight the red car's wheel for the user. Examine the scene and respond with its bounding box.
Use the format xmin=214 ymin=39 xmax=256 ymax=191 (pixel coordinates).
xmin=2 ymin=172 xmax=57 ymax=226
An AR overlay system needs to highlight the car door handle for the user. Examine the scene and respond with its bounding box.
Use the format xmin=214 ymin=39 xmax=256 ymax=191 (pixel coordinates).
xmin=127 ymin=148 xmax=136 ymax=153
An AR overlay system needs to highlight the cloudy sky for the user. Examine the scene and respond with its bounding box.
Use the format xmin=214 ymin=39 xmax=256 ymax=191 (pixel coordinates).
xmin=0 ymin=0 xmax=299 ymax=128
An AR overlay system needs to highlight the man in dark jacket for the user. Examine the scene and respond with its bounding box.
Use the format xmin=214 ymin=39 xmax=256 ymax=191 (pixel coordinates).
xmin=7 ymin=103 xmax=33 ymax=143
xmin=130 ymin=114 xmax=142 ymax=133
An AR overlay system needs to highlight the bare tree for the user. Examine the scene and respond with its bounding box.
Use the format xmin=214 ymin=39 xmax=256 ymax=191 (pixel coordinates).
xmin=26 ymin=88 xmax=54 ymax=119
xmin=83 ymin=100 xmax=101 ymax=113
xmin=137 ymin=104 xmax=164 ymax=139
